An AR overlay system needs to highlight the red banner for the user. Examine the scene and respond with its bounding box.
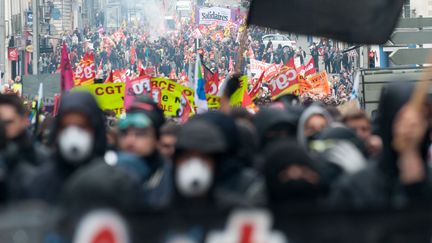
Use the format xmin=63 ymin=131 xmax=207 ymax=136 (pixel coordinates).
xmin=297 ymin=58 xmax=317 ymax=77
xmin=130 ymin=46 xmax=137 ymax=65
xmin=74 ymin=53 xmax=96 ymax=86
xmin=8 ymin=48 xmax=18 ymax=61
xmin=267 ymin=65 xmax=300 ymax=99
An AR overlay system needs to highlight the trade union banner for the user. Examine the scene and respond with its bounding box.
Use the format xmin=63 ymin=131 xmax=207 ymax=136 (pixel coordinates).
xmin=300 ymin=71 xmax=330 ymax=95
xmin=196 ymin=7 xmax=234 ymax=26
xmin=71 ymin=83 xmax=125 ymax=117
xmin=125 ymin=77 xmax=221 ymax=117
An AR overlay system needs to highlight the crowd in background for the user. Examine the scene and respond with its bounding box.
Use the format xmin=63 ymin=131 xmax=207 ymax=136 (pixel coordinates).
xmin=0 ymin=73 xmax=431 ymax=211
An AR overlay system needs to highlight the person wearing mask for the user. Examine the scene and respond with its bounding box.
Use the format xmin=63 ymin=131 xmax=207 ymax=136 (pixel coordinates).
xmin=330 ymin=83 xmax=432 ymax=208
xmin=173 ymin=118 xmax=227 ymax=208
xmin=195 ymin=112 xmax=266 ymax=206
xmin=28 ymin=92 xmax=107 ymax=204
xmin=118 ymin=96 xmax=171 ymax=208
xmin=264 ymin=139 xmax=330 ymax=207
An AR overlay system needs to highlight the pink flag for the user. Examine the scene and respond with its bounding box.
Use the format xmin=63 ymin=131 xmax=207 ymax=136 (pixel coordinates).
xmin=61 ymin=43 xmax=74 ymax=92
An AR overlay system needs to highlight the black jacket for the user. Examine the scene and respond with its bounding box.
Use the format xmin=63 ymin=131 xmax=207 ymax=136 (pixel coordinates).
xmin=28 ymin=92 xmax=107 ymax=204
xmin=330 ymin=83 xmax=432 ymax=208
xmin=0 ymin=131 xmax=50 ymax=202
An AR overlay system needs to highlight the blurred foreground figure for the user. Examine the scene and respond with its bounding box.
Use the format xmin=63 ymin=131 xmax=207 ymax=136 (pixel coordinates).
xmin=174 ymin=115 xmax=265 ymax=208
xmin=0 ymin=94 xmax=49 ymax=202
xmin=117 ymin=95 xmax=172 ymax=209
xmin=264 ymin=139 xmax=330 ymax=206
xmin=331 ymin=83 xmax=432 ymax=208
xmin=28 ymin=92 xmax=107 ymax=204
xmin=342 ymin=109 xmax=382 ymax=158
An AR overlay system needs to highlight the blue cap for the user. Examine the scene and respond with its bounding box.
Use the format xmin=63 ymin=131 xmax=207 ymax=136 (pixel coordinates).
xmin=118 ymin=113 xmax=152 ymax=130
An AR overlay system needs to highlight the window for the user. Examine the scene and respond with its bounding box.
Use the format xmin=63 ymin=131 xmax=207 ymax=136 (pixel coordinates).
xmin=275 ymin=36 xmax=284 ymax=41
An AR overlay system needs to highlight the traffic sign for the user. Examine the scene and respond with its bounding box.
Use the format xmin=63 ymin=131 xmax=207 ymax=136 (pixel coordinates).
xmin=389 ymin=48 xmax=432 ymax=65
xmin=397 ymin=17 xmax=432 ymax=29
xmin=391 ymin=31 xmax=432 ymax=44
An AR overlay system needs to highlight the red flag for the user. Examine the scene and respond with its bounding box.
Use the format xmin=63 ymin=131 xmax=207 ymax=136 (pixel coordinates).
xmin=53 ymin=94 xmax=61 ymax=116
xmin=138 ymin=59 xmax=147 ymax=76
xmin=248 ymin=71 xmax=264 ymax=100
xmin=130 ymin=46 xmax=136 ymax=65
xmin=296 ymin=64 xmax=305 ymax=77
xmin=286 ymin=57 xmax=295 ymax=68
xmin=242 ymin=91 xmax=258 ymax=114
xmin=203 ymin=65 xmax=219 ymax=96
xmin=169 ymin=69 xmax=177 ymax=80
xmin=74 ymin=52 xmax=96 ymax=86
xmin=268 ymin=65 xmax=301 ymax=99
xmin=112 ymin=69 xmax=128 ymax=83
xmin=249 ymin=46 xmax=255 ymax=59
xmin=179 ymin=70 xmax=189 ymax=86
xmin=180 ymin=91 xmax=194 ymax=123
xmin=304 ymin=58 xmax=317 ymax=77
xmin=104 ymin=70 xmax=114 ymax=83
xmin=60 ymin=43 xmax=74 ymax=92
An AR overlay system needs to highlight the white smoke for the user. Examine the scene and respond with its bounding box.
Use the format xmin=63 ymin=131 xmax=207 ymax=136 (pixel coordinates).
xmin=127 ymin=0 xmax=177 ymax=39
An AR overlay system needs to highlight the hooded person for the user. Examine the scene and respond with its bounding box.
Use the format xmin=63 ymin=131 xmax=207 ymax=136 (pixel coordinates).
xmin=195 ymin=111 xmax=266 ymax=205
xmin=264 ymin=139 xmax=330 ymax=207
xmin=173 ymin=118 xmax=227 ymax=209
xmin=0 ymin=94 xmax=49 ymax=201
xmin=174 ymin=117 xmax=264 ymax=208
xmin=330 ymin=82 xmax=432 ymax=208
xmin=253 ymin=107 xmax=298 ymax=148
xmin=116 ymin=112 xmax=172 ymax=209
xmin=28 ymin=92 xmax=107 ymax=204
xmin=297 ymin=104 xmax=333 ymax=150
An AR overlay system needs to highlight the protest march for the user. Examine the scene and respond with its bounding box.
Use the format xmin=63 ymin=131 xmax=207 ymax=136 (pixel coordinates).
xmin=0 ymin=0 xmax=432 ymax=242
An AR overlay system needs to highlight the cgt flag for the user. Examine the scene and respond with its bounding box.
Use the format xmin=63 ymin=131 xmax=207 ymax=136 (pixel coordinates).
xmin=74 ymin=52 xmax=96 ymax=86
xmin=203 ymin=64 xmax=220 ymax=96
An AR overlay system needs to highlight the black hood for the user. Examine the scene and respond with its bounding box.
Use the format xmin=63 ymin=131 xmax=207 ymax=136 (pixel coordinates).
xmin=253 ymin=107 xmax=297 ymax=147
xmin=264 ymin=139 xmax=329 ymax=203
xmin=51 ymin=92 xmax=107 ymax=161
xmin=375 ymin=82 xmax=429 ymax=177
xmin=196 ymin=111 xmax=239 ymax=155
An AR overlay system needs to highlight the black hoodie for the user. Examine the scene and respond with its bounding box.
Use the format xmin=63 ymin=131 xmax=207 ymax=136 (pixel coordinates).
xmin=28 ymin=92 xmax=107 ymax=204
xmin=330 ymin=83 xmax=432 ymax=208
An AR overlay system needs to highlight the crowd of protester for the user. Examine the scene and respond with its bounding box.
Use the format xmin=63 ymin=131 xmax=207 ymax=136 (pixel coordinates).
xmin=0 ymin=73 xmax=431 ymax=212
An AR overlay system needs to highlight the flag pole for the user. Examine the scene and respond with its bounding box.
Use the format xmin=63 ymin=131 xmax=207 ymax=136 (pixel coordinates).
xmin=235 ymin=16 xmax=249 ymax=74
